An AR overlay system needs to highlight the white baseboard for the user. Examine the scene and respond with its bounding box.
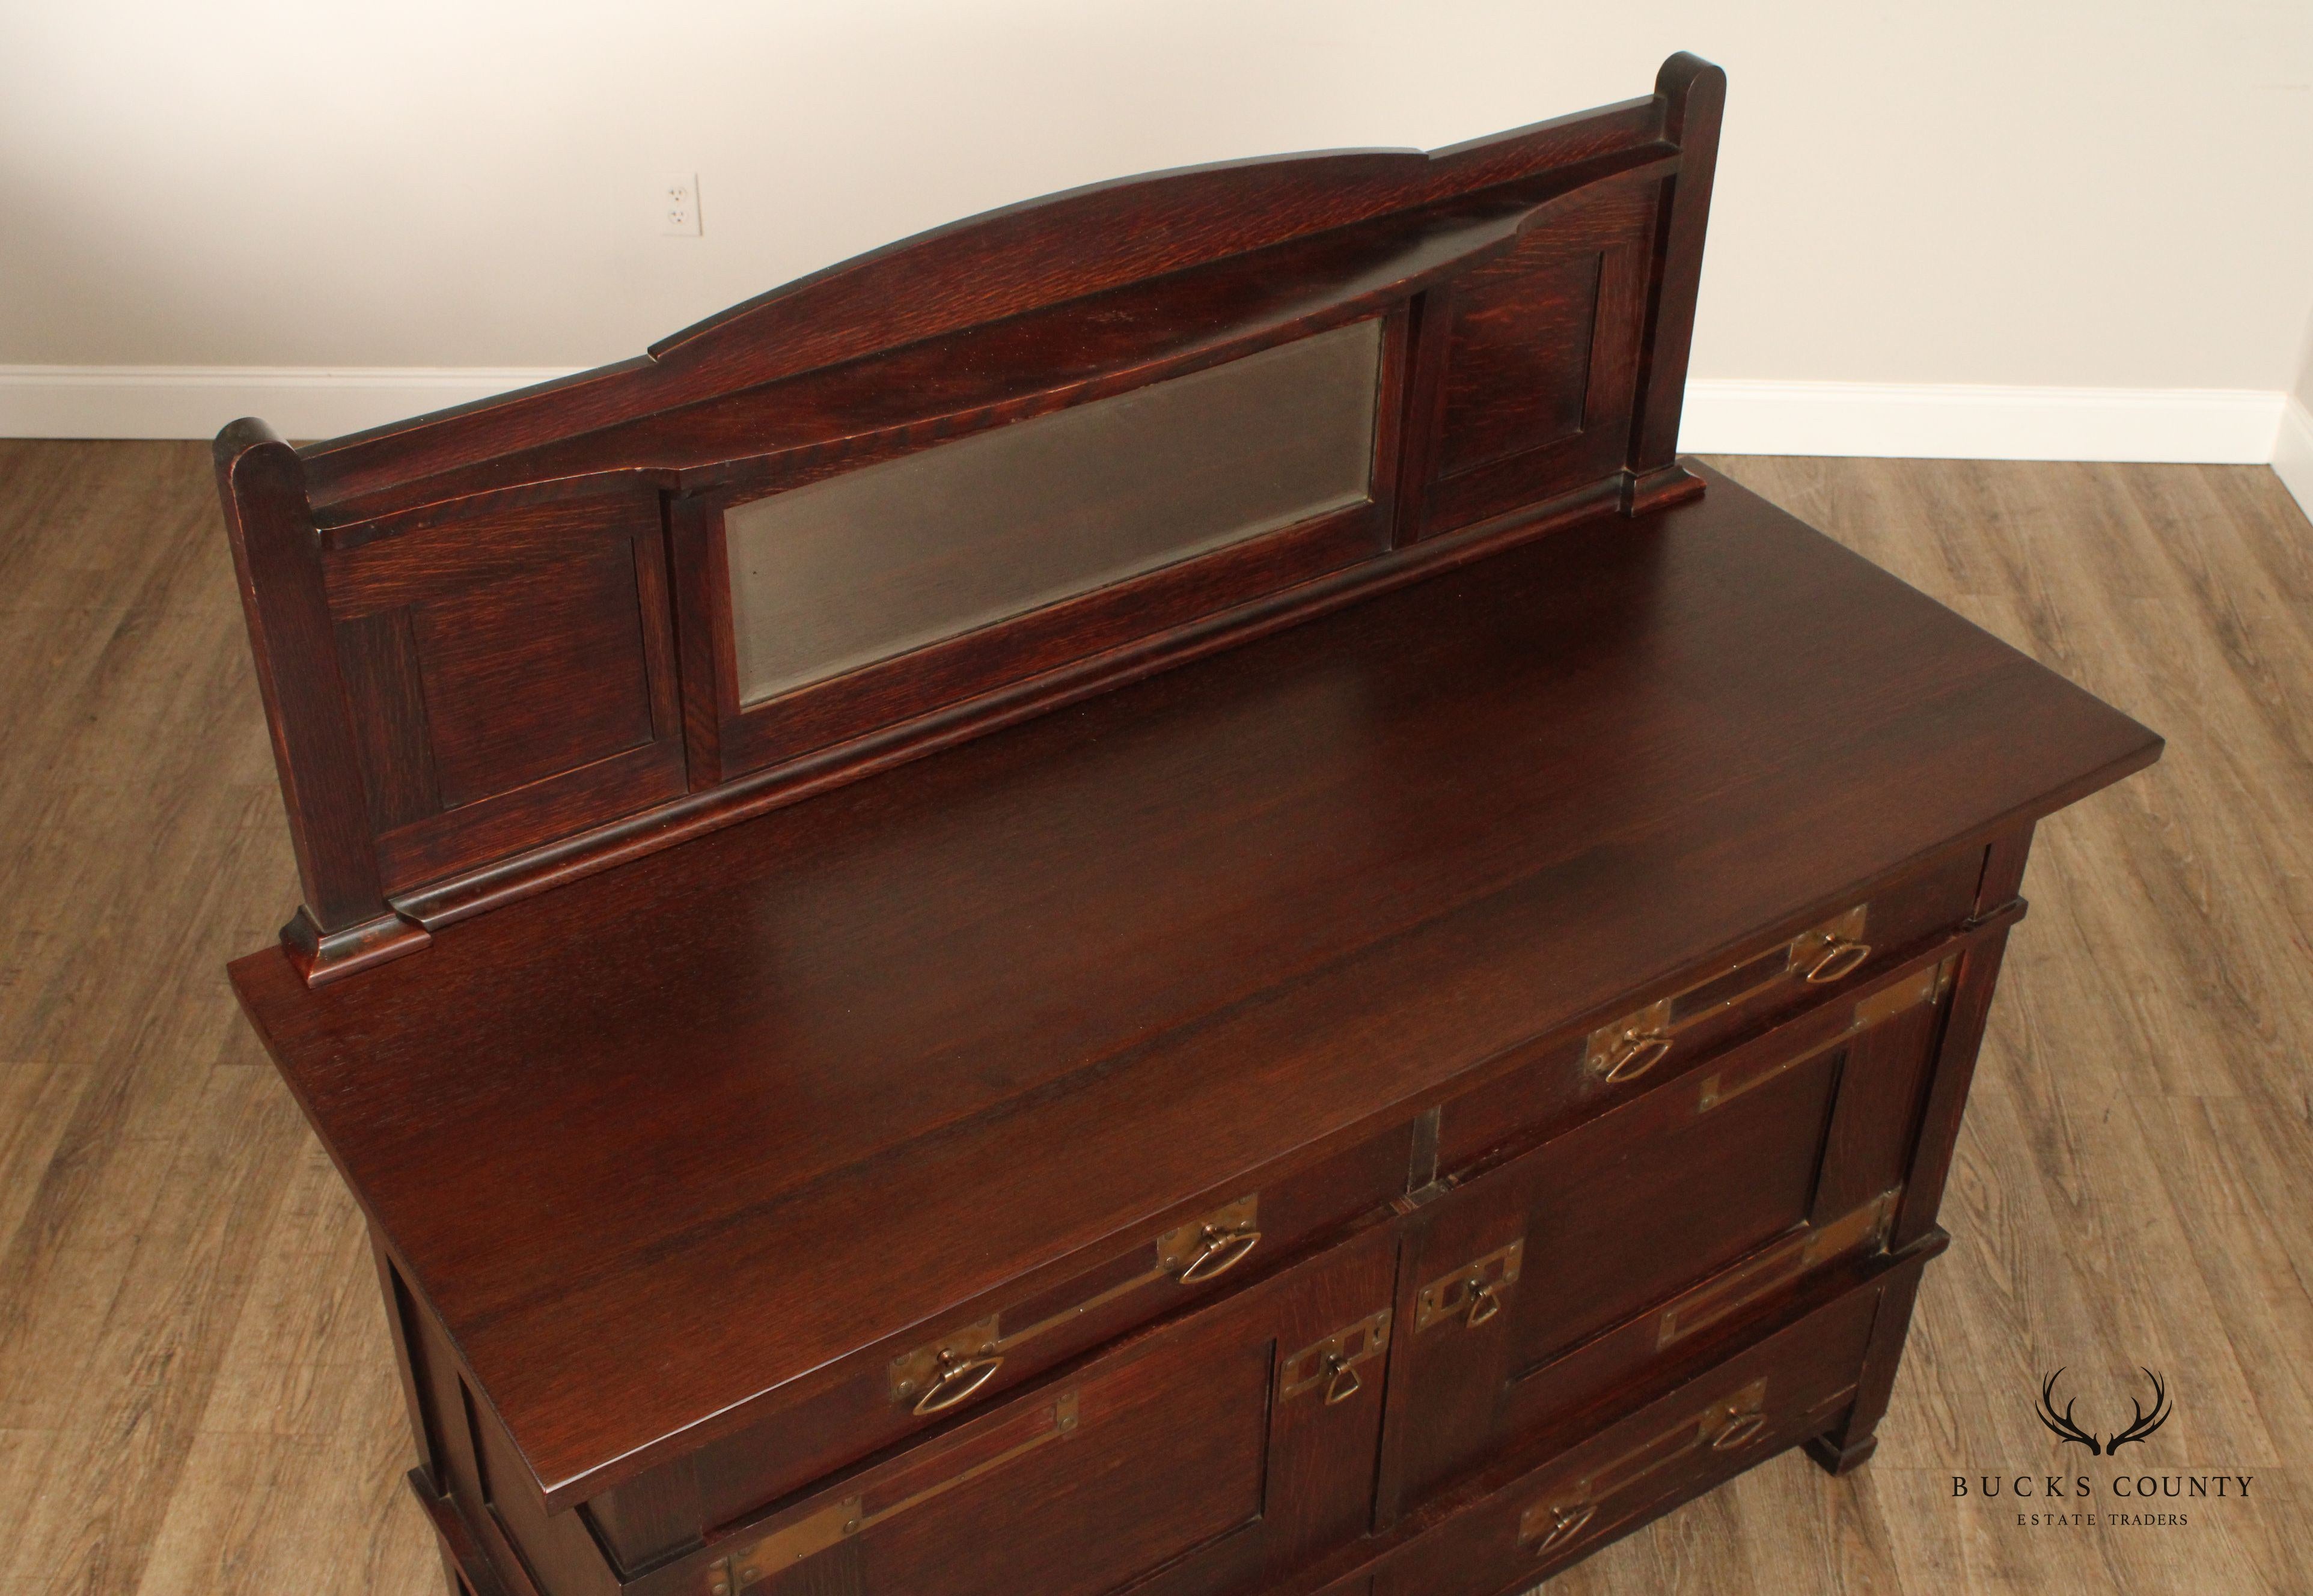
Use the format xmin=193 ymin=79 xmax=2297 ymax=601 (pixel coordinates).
xmin=2272 ymin=395 xmax=2313 ymax=525
xmin=1679 ymin=379 xmax=2285 ymax=465
xmin=0 ymin=365 xmax=575 ymax=443
xmin=0 ymin=366 xmax=2299 ymax=485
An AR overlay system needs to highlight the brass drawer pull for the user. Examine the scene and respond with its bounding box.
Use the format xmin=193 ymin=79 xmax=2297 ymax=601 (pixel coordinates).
xmin=913 ymin=1348 xmax=1004 ymax=1416
xmin=1519 ymin=1377 xmax=1769 ymax=1555
xmin=1596 ymin=1031 xmax=1672 ymax=1083
xmin=1463 ymin=1278 xmax=1505 ymax=1329
xmin=890 ymin=1194 xmax=1257 ymax=1413
xmin=1322 ymin=1353 xmax=1363 ymax=1405
xmin=1583 ymin=904 xmax=1872 ymax=1081
xmin=1801 ymin=939 xmax=1872 ymax=983
xmin=1530 ymin=1502 xmax=1596 ymax=1556
xmin=1172 ymin=1223 xmax=1262 ymax=1284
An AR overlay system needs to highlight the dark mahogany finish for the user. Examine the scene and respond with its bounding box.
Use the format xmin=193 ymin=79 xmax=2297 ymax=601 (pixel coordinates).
xmin=218 ymin=56 xmax=2159 ymax=1596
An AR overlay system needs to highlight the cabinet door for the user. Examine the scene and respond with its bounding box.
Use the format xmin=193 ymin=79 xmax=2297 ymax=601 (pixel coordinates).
xmin=660 ymin=1224 xmax=1397 ymax=1596
xmin=1379 ymin=954 xmax=1953 ymax=1516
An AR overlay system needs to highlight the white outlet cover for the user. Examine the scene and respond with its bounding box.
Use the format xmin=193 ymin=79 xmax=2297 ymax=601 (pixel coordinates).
xmin=660 ymin=172 xmax=701 ymax=237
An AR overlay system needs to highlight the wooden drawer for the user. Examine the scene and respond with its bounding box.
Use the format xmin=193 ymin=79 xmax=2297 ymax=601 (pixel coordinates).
xmin=630 ymin=1125 xmax=1414 ymax=1544
xmin=1371 ymin=1258 xmax=1899 ymax=1596
xmin=1380 ymin=947 xmax=1958 ymax=1514
xmin=636 ymin=1223 xmax=1400 ymax=1596
xmin=1435 ymin=845 xmax=1982 ymax=1174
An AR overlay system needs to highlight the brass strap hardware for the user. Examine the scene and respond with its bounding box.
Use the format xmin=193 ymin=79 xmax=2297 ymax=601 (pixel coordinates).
xmin=1406 ymin=1105 xmax=1443 ymax=1196
xmin=1518 ymin=1377 xmax=1768 ymax=1557
xmin=888 ymin=1194 xmax=1257 ymax=1412
xmin=712 ymin=1391 xmax=1080 ymax=1591
xmin=1851 ymin=955 xmax=1953 ymax=1029
xmin=1654 ymin=1190 xmax=1899 ymax=1348
xmin=1280 ymin=1309 xmax=1391 ymax=1404
xmin=1584 ymin=904 xmax=1872 ymax=1083
xmin=1696 ymin=955 xmax=1954 ymax=1115
xmin=1416 ymin=1239 xmax=1523 ymax=1333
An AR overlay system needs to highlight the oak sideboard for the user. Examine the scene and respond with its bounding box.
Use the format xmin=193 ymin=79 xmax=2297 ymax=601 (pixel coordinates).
xmin=218 ymin=55 xmax=2160 ymax=1596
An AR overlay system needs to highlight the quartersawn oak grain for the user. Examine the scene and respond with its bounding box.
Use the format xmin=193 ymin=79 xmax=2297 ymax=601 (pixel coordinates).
xmin=230 ymin=468 xmax=2157 ymax=1511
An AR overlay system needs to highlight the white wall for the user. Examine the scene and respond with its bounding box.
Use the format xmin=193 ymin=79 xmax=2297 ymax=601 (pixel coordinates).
xmin=4 ymin=0 xmax=2312 ymax=457
xmin=2276 ymin=308 xmax=2313 ymax=512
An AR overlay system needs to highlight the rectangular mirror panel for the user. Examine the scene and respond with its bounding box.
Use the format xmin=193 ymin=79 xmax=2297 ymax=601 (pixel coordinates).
xmin=727 ymin=318 xmax=1384 ymax=707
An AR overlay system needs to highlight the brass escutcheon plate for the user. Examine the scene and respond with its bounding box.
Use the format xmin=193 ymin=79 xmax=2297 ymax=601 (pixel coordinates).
xmin=1416 ymin=1238 xmax=1524 ymax=1332
xmin=1279 ymin=1309 xmax=1392 ymax=1403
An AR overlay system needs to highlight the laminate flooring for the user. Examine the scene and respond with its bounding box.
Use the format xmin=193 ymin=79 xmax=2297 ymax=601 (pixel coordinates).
xmin=0 ymin=442 xmax=2306 ymax=1595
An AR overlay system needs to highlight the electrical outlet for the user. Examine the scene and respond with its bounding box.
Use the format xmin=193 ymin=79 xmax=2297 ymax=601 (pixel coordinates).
xmin=659 ymin=173 xmax=701 ymax=236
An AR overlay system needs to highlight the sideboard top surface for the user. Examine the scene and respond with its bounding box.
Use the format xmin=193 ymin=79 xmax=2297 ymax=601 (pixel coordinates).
xmin=230 ymin=468 xmax=2158 ymax=1507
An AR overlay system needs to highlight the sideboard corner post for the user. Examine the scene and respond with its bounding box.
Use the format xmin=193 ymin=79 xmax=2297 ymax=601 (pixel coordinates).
xmin=1624 ymin=52 xmax=1726 ymax=516
xmin=212 ymin=418 xmax=427 ymax=983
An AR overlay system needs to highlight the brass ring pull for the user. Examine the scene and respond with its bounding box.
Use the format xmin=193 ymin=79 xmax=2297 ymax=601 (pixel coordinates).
xmin=1322 ymin=1353 xmax=1363 ymax=1406
xmin=1175 ymin=1225 xmax=1262 ymax=1284
xmin=1711 ymin=1412 xmax=1770 ymax=1451
xmin=1599 ymin=1032 xmax=1672 ymax=1083
xmin=912 ymin=1348 xmax=1004 ymax=1416
xmin=1464 ymin=1279 xmax=1503 ymax=1329
xmin=1803 ymin=939 xmax=1872 ymax=984
xmin=1533 ymin=1502 xmax=1596 ymax=1555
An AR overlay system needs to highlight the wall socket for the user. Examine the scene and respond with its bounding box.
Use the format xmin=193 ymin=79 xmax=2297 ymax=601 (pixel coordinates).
xmin=659 ymin=174 xmax=701 ymax=236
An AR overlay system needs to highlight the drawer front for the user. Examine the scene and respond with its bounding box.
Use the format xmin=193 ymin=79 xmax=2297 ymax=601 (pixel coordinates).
xmin=658 ymin=1223 xmax=1399 ymax=1596
xmin=673 ymin=1125 xmax=1411 ymax=1531
xmin=1381 ymin=951 xmax=1955 ymax=1514
xmin=1372 ymin=1261 xmax=1896 ymax=1596
xmin=1435 ymin=846 xmax=1981 ymax=1173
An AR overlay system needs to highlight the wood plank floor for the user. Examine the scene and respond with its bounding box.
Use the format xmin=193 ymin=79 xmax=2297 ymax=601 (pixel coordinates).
xmin=1 ymin=443 xmax=2306 ymax=1596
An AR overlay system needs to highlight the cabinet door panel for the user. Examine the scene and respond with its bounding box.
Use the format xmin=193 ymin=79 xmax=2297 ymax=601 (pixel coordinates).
xmin=1372 ymin=1259 xmax=1896 ymax=1596
xmin=669 ymin=1225 xmax=1398 ymax=1596
xmin=1380 ymin=953 xmax=1955 ymax=1516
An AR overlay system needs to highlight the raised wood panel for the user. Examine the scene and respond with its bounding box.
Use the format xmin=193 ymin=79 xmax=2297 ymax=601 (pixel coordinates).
xmin=337 ymin=607 xmax=442 ymax=832
xmin=413 ymin=540 xmax=656 ymax=808
xmin=321 ymin=486 xmax=687 ymax=893
xmin=1411 ymin=176 xmax=1659 ymax=538
xmin=1437 ymin=245 xmax=1601 ymax=475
